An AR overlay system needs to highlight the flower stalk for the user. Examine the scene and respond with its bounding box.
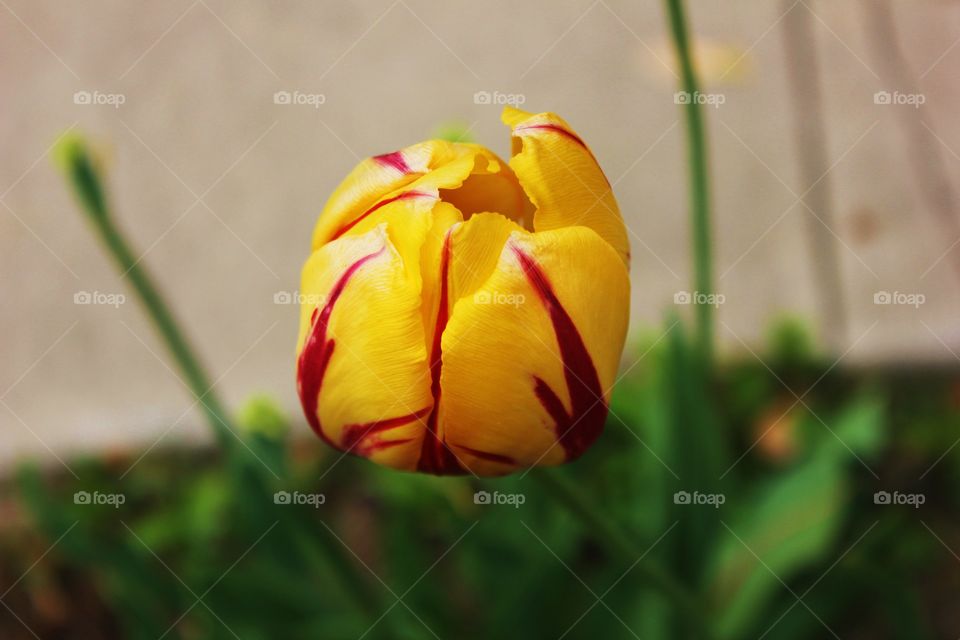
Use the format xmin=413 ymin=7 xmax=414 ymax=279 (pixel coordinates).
xmin=55 ymin=134 xmax=401 ymax=638
xmin=55 ymin=136 xmax=236 ymax=451
xmin=665 ymin=0 xmax=715 ymax=367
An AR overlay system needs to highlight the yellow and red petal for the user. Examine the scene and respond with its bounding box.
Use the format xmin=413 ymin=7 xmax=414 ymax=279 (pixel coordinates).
xmin=502 ymin=107 xmax=630 ymax=265
xmin=312 ymin=141 xmax=528 ymax=249
xmin=419 ymin=202 xmax=465 ymax=349
xmin=299 ymin=109 xmax=631 ymax=476
xmin=310 ymin=141 xmax=439 ymax=250
xmin=296 ymin=225 xmax=433 ymax=470
xmin=429 ymin=221 xmax=630 ymax=475
xmin=400 ymin=213 xmax=524 ymax=475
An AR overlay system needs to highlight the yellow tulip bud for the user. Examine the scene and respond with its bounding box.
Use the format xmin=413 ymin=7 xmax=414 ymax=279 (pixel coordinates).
xmin=296 ymin=108 xmax=630 ymax=476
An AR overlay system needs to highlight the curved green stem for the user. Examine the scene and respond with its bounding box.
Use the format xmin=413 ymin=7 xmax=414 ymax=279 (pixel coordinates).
xmin=55 ymin=135 xmax=402 ymax=639
xmin=665 ymin=0 xmax=715 ymax=367
xmin=532 ymin=470 xmax=712 ymax=637
xmin=55 ymin=136 xmax=235 ymax=450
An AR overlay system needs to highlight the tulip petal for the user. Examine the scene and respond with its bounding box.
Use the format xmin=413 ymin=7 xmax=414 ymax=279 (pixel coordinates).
xmin=502 ymin=107 xmax=630 ymax=265
xmin=447 ymin=212 xmax=526 ymax=303
xmin=310 ymin=141 xmax=439 ymax=249
xmin=435 ymin=221 xmax=630 ymax=475
xmin=296 ymin=225 xmax=433 ymax=470
xmin=299 ymin=109 xmax=630 ymax=476
xmin=420 ymin=202 xmax=465 ymax=348
xmin=408 ymin=212 xmax=525 ymax=475
xmin=434 ymin=149 xmax=533 ymax=225
xmin=311 ymin=142 xmax=528 ymax=249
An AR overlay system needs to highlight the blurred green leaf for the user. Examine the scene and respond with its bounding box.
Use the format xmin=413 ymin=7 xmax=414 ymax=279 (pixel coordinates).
xmin=815 ymin=392 xmax=886 ymax=462
xmin=706 ymin=393 xmax=886 ymax=639
xmin=707 ymin=453 xmax=845 ymax=638
xmin=663 ymin=318 xmax=730 ymax=589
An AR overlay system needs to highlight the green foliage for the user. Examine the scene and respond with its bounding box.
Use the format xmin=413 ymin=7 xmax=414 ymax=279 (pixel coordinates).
xmin=11 ymin=282 xmax=953 ymax=639
xmin=707 ymin=395 xmax=886 ymax=638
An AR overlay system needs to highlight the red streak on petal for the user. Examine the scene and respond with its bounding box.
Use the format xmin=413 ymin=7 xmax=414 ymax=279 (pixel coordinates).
xmin=340 ymin=406 xmax=431 ymax=456
xmin=296 ymin=247 xmax=385 ymax=448
xmin=513 ymin=123 xmax=610 ymax=188
xmin=513 ymin=245 xmax=607 ymax=460
xmin=416 ymin=232 xmax=468 ymax=475
xmin=532 ymin=377 xmax=569 ymax=428
xmin=513 ymin=123 xmax=588 ymax=150
xmin=373 ymin=150 xmax=411 ymax=174
xmin=330 ymin=191 xmax=435 ymax=241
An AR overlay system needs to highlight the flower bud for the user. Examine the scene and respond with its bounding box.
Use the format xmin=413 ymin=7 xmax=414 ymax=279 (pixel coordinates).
xmin=296 ymin=108 xmax=630 ymax=476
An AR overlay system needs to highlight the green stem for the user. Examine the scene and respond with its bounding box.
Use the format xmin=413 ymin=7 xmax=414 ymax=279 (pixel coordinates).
xmin=665 ymin=0 xmax=714 ymax=367
xmin=55 ymin=137 xmax=235 ymax=450
xmin=55 ymin=135 xmax=402 ymax=639
xmin=532 ymin=470 xmax=712 ymax=637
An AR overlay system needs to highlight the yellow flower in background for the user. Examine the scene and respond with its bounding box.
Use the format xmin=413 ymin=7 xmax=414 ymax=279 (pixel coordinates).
xmin=296 ymin=107 xmax=630 ymax=476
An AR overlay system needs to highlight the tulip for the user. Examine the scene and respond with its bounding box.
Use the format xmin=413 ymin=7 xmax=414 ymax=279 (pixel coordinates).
xmin=296 ymin=107 xmax=630 ymax=476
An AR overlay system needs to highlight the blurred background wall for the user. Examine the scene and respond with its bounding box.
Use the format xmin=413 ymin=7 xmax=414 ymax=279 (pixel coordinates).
xmin=3 ymin=0 xmax=960 ymax=467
